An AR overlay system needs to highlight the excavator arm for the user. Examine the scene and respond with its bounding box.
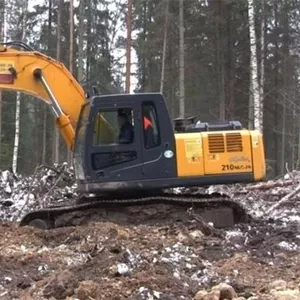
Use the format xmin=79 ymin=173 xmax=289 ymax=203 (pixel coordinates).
xmin=0 ymin=42 xmax=86 ymax=150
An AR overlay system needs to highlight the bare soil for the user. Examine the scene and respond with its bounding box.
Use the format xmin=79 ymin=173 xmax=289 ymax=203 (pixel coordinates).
xmin=0 ymin=205 xmax=299 ymax=300
xmin=1 ymin=167 xmax=300 ymax=299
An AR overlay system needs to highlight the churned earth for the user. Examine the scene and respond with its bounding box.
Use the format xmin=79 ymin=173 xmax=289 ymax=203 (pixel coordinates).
xmin=0 ymin=166 xmax=299 ymax=299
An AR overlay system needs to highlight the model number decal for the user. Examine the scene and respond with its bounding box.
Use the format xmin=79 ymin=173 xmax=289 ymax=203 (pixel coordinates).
xmin=221 ymin=164 xmax=252 ymax=171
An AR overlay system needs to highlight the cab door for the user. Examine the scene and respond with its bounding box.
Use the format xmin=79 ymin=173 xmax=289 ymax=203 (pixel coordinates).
xmin=86 ymin=96 xmax=143 ymax=182
xmin=140 ymin=95 xmax=177 ymax=179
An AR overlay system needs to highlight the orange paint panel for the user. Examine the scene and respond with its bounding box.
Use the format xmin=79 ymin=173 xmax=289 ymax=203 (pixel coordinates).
xmin=175 ymin=129 xmax=266 ymax=181
xmin=175 ymin=133 xmax=205 ymax=177
xmin=201 ymin=131 xmax=253 ymax=175
xmin=250 ymin=131 xmax=266 ymax=180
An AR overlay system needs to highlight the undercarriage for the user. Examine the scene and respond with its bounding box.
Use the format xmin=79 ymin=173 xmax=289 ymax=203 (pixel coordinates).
xmin=19 ymin=190 xmax=251 ymax=230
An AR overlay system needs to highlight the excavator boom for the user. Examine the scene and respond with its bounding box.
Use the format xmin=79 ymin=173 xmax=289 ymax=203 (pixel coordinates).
xmin=0 ymin=42 xmax=85 ymax=149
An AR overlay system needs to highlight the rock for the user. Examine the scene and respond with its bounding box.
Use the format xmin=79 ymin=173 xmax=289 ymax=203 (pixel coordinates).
xmin=194 ymin=290 xmax=208 ymax=300
xmin=269 ymin=280 xmax=287 ymax=291
xmin=270 ymin=289 xmax=300 ymax=300
xmin=226 ymin=231 xmax=245 ymax=244
xmin=109 ymin=263 xmax=131 ymax=276
xmin=117 ymin=263 xmax=130 ymax=275
xmin=242 ymin=292 xmax=255 ymax=298
xmin=194 ymin=290 xmax=220 ymax=300
xmin=189 ymin=230 xmax=205 ymax=240
xmin=74 ymin=280 xmax=97 ymax=300
xmin=109 ymin=265 xmax=118 ymax=276
xmin=204 ymin=290 xmax=221 ymax=300
xmin=247 ymin=297 xmax=258 ymax=300
xmin=117 ymin=228 xmax=131 ymax=240
xmin=233 ymin=298 xmax=246 ymax=300
xmin=275 ymin=253 xmax=288 ymax=261
xmin=177 ymin=232 xmax=188 ymax=243
xmin=211 ymin=283 xmax=237 ymax=300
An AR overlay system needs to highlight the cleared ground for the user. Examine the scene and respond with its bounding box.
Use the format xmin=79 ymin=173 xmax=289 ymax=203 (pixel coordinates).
xmin=0 ymin=166 xmax=299 ymax=299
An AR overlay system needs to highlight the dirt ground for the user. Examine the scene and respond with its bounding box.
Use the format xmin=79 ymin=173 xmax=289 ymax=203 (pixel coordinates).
xmin=0 ymin=167 xmax=300 ymax=299
xmin=0 ymin=205 xmax=299 ymax=300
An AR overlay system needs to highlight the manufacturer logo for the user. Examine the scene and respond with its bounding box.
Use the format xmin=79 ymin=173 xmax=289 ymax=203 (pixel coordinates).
xmin=229 ymin=155 xmax=250 ymax=163
xmin=164 ymin=150 xmax=174 ymax=158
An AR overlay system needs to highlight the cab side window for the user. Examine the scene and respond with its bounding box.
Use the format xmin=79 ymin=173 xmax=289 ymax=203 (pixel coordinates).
xmin=142 ymin=102 xmax=160 ymax=149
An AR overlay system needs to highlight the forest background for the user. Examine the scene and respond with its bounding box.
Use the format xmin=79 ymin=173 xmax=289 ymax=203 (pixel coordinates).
xmin=0 ymin=0 xmax=298 ymax=178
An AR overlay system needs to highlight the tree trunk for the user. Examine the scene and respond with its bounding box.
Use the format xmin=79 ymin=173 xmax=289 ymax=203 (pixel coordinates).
xmin=42 ymin=0 xmax=52 ymax=164
xmin=67 ymin=0 xmax=74 ymax=165
xmin=146 ymin=2 xmax=153 ymax=91
xmin=125 ymin=0 xmax=133 ymax=93
xmin=248 ymin=0 xmax=261 ymax=131
xmin=226 ymin=2 xmax=235 ymax=120
xmin=69 ymin=0 xmax=74 ymax=75
xmin=140 ymin=2 xmax=147 ymax=92
xmin=248 ymin=71 xmax=254 ymax=129
xmin=274 ymin=0 xmax=281 ymax=175
xmin=54 ymin=0 xmax=63 ymax=164
xmin=178 ymin=0 xmax=185 ymax=118
xmin=86 ymin=2 xmax=91 ymax=86
xmin=12 ymin=0 xmax=28 ymax=174
xmin=281 ymin=0 xmax=289 ymax=173
xmin=259 ymin=0 xmax=265 ymax=129
xmin=0 ymin=0 xmax=4 ymax=165
xmin=217 ymin=1 xmax=226 ymax=120
xmin=213 ymin=0 xmax=226 ymax=120
xmin=160 ymin=0 xmax=169 ymax=94
xmin=77 ymin=0 xmax=85 ymax=84
xmin=0 ymin=1 xmax=4 ymax=39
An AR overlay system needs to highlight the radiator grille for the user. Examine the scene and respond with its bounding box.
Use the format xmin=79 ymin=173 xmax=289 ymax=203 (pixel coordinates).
xmin=226 ymin=133 xmax=243 ymax=152
xmin=208 ymin=134 xmax=225 ymax=153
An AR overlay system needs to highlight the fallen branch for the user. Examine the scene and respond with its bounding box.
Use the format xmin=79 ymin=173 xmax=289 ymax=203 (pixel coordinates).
xmin=40 ymin=165 xmax=66 ymax=208
xmin=247 ymin=180 xmax=294 ymax=190
xmin=35 ymin=164 xmax=63 ymax=175
xmin=14 ymin=165 xmax=41 ymax=221
xmin=266 ymin=182 xmax=300 ymax=215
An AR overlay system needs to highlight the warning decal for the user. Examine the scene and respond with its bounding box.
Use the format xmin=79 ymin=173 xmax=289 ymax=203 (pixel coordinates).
xmin=0 ymin=61 xmax=15 ymax=84
xmin=185 ymin=140 xmax=202 ymax=163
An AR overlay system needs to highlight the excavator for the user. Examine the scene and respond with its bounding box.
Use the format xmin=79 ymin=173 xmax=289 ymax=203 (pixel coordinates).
xmin=0 ymin=41 xmax=266 ymax=229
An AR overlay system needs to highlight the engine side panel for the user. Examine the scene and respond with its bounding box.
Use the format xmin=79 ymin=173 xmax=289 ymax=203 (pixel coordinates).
xmin=175 ymin=130 xmax=265 ymax=180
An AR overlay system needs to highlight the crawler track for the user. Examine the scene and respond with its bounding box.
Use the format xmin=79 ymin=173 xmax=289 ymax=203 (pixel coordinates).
xmin=19 ymin=192 xmax=252 ymax=229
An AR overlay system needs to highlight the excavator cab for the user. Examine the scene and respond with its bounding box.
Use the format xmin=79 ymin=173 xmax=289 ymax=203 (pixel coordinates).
xmin=73 ymin=93 xmax=178 ymax=194
xmin=73 ymin=92 xmax=266 ymax=196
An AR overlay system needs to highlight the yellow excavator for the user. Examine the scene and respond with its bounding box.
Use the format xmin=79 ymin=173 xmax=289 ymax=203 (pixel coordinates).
xmin=0 ymin=41 xmax=266 ymax=229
